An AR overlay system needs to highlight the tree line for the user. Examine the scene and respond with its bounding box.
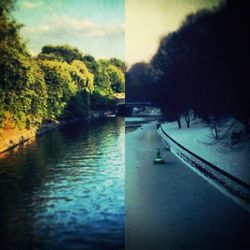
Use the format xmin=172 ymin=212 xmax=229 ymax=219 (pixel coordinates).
xmin=126 ymin=0 xmax=249 ymax=136
xmin=0 ymin=0 xmax=125 ymax=129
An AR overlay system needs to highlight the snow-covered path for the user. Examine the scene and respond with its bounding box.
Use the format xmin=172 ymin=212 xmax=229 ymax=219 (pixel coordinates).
xmin=126 ymin=122 xmax=250 ymax=250
xmin=161 ymin=118 xmax=250 ymax=184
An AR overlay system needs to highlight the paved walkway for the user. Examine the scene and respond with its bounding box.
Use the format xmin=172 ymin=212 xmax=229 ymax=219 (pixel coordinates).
xmin=126 ymin=122 xmax=250 ymax=250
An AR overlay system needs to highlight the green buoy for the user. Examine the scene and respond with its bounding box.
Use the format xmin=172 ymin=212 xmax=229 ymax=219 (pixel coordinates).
xmin=154 ymin=148 xmax=165 ymax=164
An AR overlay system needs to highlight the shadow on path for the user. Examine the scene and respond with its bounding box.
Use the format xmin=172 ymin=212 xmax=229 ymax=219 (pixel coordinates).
xmin=126 ymin=122 xmax=250 ymax=250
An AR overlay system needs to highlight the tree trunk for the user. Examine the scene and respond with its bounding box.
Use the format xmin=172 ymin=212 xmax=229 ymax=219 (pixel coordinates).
xmin=177 ymin=116 xmax=181 ymax=128
xmin=184 ymin=110 xmax=190 ymax=128
xmin=215 ymin=125 xmax=218 ymax=140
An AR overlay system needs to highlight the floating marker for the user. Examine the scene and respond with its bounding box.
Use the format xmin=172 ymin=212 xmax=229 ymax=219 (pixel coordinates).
xmin=154 ymin=148 xmax=165 ymax=164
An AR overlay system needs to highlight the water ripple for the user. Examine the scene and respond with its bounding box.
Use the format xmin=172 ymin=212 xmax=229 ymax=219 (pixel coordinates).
xmin=0 ymin=118 xmax=124 ymax=250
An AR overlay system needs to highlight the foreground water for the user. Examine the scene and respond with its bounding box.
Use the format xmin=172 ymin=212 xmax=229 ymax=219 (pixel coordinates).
xmin=0 ymin=118 xmax=124 ymax=250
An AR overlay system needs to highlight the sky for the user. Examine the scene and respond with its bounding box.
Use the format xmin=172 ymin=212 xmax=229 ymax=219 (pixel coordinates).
xmin=13 ymin=0 xmax=124 ymax=59
xmin=13 ymin=0 xmax=223 ymax=65
xmin=125 ymin=0 xmax=223 ymax=66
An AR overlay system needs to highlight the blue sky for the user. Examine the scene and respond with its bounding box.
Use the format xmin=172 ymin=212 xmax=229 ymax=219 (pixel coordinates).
xmin=13 ymin=0 xmax=124 ymax=60
xmin=12 ymin=0 xmax=223 ymax=65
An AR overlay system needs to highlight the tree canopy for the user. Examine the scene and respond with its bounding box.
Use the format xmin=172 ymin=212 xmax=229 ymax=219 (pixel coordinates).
xmin=126 ymin=62 xmax=153 ymax=102
xmin=0 ymin=1 xmax=125 ymax=129
xmin=135 ymin=1 xmax=249 ymax=132
xmin=39 ymin=45 xmax=83 ymax=63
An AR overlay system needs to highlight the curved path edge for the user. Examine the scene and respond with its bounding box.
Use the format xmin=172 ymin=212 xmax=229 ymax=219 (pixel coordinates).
xmin=158 ymin=124 xmax=250 ymax=211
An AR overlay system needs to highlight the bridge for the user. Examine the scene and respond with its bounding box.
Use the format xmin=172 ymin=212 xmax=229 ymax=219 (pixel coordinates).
xmin=116 ymin=101 xmax=153 ymax=107
xmin=116 ymin=101 xmax=158 ymax=116
xmin=124 ymin=102 xmax=152 ymax=107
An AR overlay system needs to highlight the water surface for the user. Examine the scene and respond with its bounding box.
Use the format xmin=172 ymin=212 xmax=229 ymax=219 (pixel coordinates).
xmin=0 ymin=118 xmax=124 ymax=250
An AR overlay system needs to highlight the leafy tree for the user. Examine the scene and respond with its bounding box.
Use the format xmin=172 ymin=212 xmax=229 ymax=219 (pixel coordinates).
xmin=109 ymin=58 xmax=126 ymax=73
xmin=66 ymin=60 xmax=94 ymax=117
xmin=94 ymin=60 xmax=113 ymax=94
xmin=0 ymin=48 xmax=48 ymax=128
xmin=108 ymin=64 xmax=125 ymax=93
xmin=89 ymin=60 xmax=111 ymax=110
xmin=70 ymin=60 xmax=94 ymax=93
xmin=81 ymin=54 xmax=97 ymax=74
xmin=0 ymin=1 xmax=48 ymax=128
xmin=0 ymin=0 xmax=14 ymax=14
xmin=90 ymin=91 xmax=116 ymax=110
xmin=39 ymin=45 xmax=82 ymax=63
xmin=40 ymin=60 xmax=77 ymax=119
xmin=26 ymin=59 xmax=48 ymax=126
xmin=0 ymin=0 xmax=126 ymax=128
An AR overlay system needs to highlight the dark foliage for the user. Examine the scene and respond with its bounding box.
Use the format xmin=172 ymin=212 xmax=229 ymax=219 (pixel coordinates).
xmin=126 ymin=62 xmax=154 ymax=102
xmin=149 ymin=0 xmax=249 ymax=132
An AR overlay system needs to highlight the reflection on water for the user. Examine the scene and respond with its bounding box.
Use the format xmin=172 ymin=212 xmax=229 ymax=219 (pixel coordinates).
xmin=0 ymin=118 xmax=124 ymax=250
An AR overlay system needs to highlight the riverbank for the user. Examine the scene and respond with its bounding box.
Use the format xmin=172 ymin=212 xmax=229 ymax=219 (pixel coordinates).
xmin=0 ymin=110 xmax=116 ymax=155
xmin=0 ymin=120 xmax=69 ymax=155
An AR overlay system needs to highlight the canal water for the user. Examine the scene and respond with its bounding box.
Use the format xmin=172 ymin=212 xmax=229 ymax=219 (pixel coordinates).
xmin=0 ymin=118 xmax=124 ymax=250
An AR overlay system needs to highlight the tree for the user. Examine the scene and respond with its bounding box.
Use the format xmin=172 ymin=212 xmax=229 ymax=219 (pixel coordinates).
xmin=66 ymin=60 xmax=94 ymax=117
xmin=81 ymin=54 xmax=97 ymax=74
xmin=40 ymin=60 xmax=77 ymax=119
xmin=126 ymin=62 xmax=153 ymax=102
xmin=0 ymin=0 xmax=126 ymax=127
xmin=150 ymin=29 xmax=195 ymax=128
xmin=0 ymin=1 xmax=48 ymax=128
xmin=94 ymin=60 xmax=113 ymax=94
xmin=108 ymin=64 xmax=125 ymax=93
xmin=150 ymin=0 xmax=249 ymax=132
xmin=39 ymin=45 xmax=83 ymax=63
xmin=93 ymin=59 xmax=125 ymax=94
xmin=88 ymin=60 xmax=114 ymax=110
xmin=70 ymin=60 xmax=94 ymax=93
xmin=109 ymin=58 xmax=126 ymax=73
xmin=26 ymin=59 xmax=48 ymax=126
